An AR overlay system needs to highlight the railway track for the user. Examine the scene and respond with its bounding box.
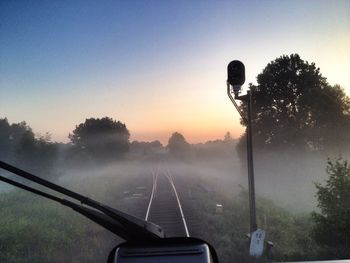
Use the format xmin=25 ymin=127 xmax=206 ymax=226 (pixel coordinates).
xmin=145 ymin=168 xmax=190 ymax=238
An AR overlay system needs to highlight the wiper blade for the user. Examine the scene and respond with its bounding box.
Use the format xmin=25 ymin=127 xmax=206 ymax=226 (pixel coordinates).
xmin=0 ymin=174 xmax=133 ymax=240
xmin=0 ymin=160 xmax=165 ymax=241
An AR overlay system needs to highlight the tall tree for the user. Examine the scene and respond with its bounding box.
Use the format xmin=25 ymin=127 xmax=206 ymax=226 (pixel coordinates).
xmin=69 ymin=117 xmax=130 ymax=162
xmin=167 ymin=132 xmax=191 ymax=158
xmin=238 ymin=54 xmax=350 ymax=152
xmin=312 ymin=158 xmax=350 ymax=258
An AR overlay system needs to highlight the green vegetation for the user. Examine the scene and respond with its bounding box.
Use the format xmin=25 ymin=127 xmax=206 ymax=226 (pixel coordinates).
xmin=180 ymin=171 xmax=320 ymax=262
xmin=1 ymin=157 xmax=350 ymax=262
xmin=181 ymin=157 xmax=350 ymax=262
xmin=312 ymin=158 xmax=350 ymax=258
xmin=0 ymin=191 xmax=88 ymax=263
xmin=0 ymin=190 xmax=117 ymax=263
xmin=0 ymin=169 xmax=148 ymax=263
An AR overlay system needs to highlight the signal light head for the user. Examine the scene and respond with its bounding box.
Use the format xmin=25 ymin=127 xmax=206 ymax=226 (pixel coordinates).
xmin=227 ymin=60 xmax=245 ymax=95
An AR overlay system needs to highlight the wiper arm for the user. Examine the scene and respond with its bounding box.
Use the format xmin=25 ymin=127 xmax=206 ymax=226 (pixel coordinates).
xmin=0 ymin=174 xmax=133 ymax=240
xmin=0 ymin=160 xmax=165 ymax=241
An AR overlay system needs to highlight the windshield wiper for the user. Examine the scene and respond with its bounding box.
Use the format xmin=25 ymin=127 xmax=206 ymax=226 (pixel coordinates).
xmin=0 ymin=160 xmax=165 ymax=241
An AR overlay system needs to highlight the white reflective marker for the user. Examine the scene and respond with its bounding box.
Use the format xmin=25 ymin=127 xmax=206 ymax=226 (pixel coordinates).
xmin=249 ymin=229 xmax=266 ymax=258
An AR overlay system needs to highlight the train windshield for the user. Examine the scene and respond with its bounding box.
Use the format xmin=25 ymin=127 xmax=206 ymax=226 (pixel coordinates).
xmin=1 ymin=1 xmax=349 ymax=262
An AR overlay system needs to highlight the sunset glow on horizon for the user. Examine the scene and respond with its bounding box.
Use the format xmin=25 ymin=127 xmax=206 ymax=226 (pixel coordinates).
xmin=1 ymin=1 xmax=349 ymax=144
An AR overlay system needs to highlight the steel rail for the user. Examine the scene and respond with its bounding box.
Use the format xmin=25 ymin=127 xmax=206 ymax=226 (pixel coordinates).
xmin=165 ymin=169 xmax=190 ymax=237
xmin=145 ymin=168 xmax=158 ymax=221
xmin=146 ymin=167 xmax=190 ymax=237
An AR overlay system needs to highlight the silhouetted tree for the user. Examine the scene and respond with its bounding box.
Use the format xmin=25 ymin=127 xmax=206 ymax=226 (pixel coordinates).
xmin=15 ymin=132 xmax=58 ymax=177
xmin=224 ymin=131 xmax=232 ymax=142
xmin=238 ymin=54 xmax=350 ymax=153
xmin=69 ymin=117 xmax=130 ymax=162
xmin=0 ymin=119 xmax=35 ymax=162
xmin=312 ymin=158 xmax=350 ymax=258
xmin=0 ymin=118 xmax=14 ymax=161
xmin=0 ymin=118 xmax=58 ymax=178
xmin=167 ymin=132 xmax=191 ymax=158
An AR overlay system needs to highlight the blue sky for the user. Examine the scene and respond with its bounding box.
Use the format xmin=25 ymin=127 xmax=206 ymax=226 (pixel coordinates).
xmin=1 ymin=0 xmax=349 ymax=143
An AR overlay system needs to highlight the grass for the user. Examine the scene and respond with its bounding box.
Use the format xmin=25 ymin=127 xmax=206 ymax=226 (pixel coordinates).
xmin=0 ymin=161 xmax=321 ymax=263
xmin=0 ymin=164 xmax=149 ymax=263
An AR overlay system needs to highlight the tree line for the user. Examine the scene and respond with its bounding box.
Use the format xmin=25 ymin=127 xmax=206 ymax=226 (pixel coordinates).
xmin=0 ymin=116 xmax=236 ymax=177
xmin=1 ymin=54 xmax=349 ymax=175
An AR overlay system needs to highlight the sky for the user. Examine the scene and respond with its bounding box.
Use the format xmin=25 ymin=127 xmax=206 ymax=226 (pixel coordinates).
xmin=1 ymin=0 xmax=349 ymax=144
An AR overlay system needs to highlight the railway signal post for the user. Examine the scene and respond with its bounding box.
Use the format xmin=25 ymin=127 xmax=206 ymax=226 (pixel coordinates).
xmin=226 ymin=61 xmax=264 ymax=257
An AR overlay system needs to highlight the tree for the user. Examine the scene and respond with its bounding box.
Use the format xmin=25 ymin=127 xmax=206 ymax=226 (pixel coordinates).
xmin=167 ymin=132 xmax=191 ymax=158
xmin=0 ymin=118 xmax=58 ymax=178
xmin=0 ymin=118 xmax=13 ymax=161
xmin=15 ymin=132 xmax=58 ymax=178
xmin=224 ymin=131 xmax=233 ymax=142
xmin=0 ymin=118 xmax=32 ymax=161
xmin=312 ymin=158 xmax=350 ymax=258
xmin=69 ymin=117 xmax=130 ymax=162
xmin=238 ymin=54 xmax=350 ymax=152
